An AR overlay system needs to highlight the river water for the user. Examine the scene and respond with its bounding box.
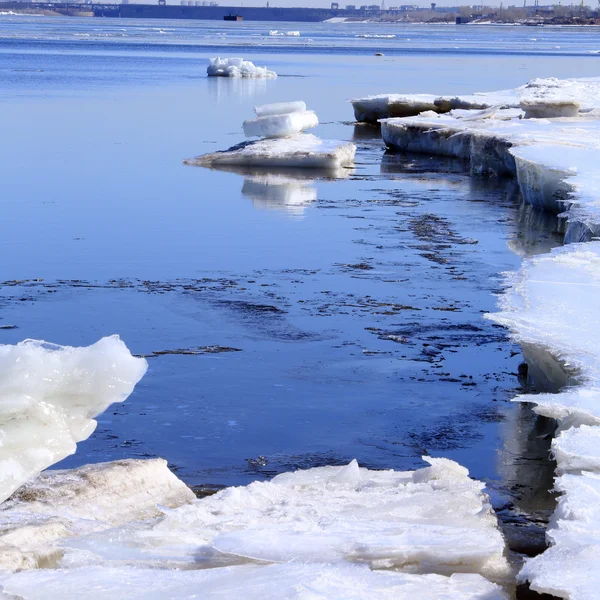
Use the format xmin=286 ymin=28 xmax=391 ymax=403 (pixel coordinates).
xmin=0 ymin=16 xmax=595 ymax=491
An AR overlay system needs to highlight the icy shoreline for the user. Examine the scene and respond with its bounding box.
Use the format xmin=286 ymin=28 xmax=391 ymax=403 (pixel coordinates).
xmin=363 ymin=76 xmax=600 ymax=599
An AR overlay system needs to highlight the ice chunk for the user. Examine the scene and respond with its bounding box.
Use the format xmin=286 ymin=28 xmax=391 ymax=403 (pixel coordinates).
xmin=254 ymin=101 xmax=306 ymax=117
xmin=184 ymin=134 xmax=356 ymax=170
xmin=519 ymin=471 xmax=600 ymax=599
xmin=0 ymin=336 xmax=147 ymax=505
xmin=520 ymin=99 xmax=580 ymax=119
xmin=243 ymin=110 xmax=318 ymax=139
xmin=55 ymin=458 xmax=509 ymax=582
xmin=0 ymin=563 xmax=508 ymax=600
xmin=553 ymin=425 xmax=600 ymax=473
xmin=0 ymin=459 xmax=194 ymax=571
xmin=207 ymin=57 xmax=276 ymax=79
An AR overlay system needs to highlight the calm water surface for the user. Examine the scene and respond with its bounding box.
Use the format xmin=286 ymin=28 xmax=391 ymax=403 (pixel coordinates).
xmin=0 ymin=16 xmax=580 ymax=489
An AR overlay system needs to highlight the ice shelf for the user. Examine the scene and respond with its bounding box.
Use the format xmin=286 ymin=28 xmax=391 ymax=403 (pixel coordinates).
xmin=0 ymin=336 xmax=147 ymax=506
xmin=185 ymin=133 xmax=356 ymax=170
xmin=206 ymin=57 xmax=276 ymax=79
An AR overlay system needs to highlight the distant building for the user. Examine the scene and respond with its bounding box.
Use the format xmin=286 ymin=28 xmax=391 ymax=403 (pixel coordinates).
xmin=346 ymin=4 xmax=356 ymax=9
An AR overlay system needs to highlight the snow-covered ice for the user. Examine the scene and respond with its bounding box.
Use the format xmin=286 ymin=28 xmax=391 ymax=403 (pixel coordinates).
xmin=206 ymin=57 xmax=277 ymax=79
xmin=553 ymin=425 xmax=600 ymax=474
xmin=243 ymin=110 xmax=318 ymax=139
xmin=0 ymin=563 xmax=507 ymax=600
xmin=185 ymin=134 xmax=356 ymax=170
xmin=0 ymin=336 xmax=147 ymax=506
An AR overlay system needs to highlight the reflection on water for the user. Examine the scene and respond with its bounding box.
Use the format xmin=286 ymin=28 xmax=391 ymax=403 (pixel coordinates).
xmin=509 ymin=203 xmax=563 ymax=257
xmin=380 ymin=150 xmax=469 ymax=177
xmin=206 ymin=76 xmax=272 ymax=102
xmin=242 ymin=174 xmax=317 ymax=217
xmin=352 ymin=123 xmax=382 ymax=142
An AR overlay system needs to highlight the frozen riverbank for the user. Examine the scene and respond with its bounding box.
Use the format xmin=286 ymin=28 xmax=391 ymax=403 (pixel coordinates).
xmin=368 ymin=76 xmax=600 ymax=599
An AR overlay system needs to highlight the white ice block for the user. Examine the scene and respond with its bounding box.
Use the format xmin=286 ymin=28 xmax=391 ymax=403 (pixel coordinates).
xmin=0 ymin=336 xmax=147 ymax=505
xmin=243 ymin=110 xmax=318 ymax=139
xmin=206 ymin=57 xmax=276 ymax=79
xmin=185 ymin=134 xmax=356 ymax=170
xmin=553 ymin=425 xmax=600 ymax=473
xmin=254 ymin=101 xmax=307 ymax=117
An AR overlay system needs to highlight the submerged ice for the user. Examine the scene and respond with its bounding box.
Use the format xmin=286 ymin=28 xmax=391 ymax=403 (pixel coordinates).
xmin=0 ymin=336 xmax=147 ymax=505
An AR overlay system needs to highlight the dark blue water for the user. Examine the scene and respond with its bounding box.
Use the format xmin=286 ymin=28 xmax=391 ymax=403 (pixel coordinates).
xmin=0 ymin=16 xmax=568 ymax=488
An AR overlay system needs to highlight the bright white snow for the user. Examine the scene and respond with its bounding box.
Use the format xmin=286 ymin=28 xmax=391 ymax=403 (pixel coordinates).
xmin=207 ymin=57 xmax=277 ymax=79
xmin=254 ymin=101 xmax=306 ymax=117
xmin=0 ymin=336 xmax=147 ymax=506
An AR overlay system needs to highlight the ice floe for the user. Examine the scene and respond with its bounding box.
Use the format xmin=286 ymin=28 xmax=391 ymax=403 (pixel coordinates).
xmin=0 ymin=457 xmax=510 ymax=598
xmin=186 ymin=101 xmax=355 ymax=171
xmin=206 ymin=57 xmax=277 ymax=79
xmin=185 ymin=134 xmax=355 ymax=170
xmin=0 ymin=336 xmax=147 ymax=506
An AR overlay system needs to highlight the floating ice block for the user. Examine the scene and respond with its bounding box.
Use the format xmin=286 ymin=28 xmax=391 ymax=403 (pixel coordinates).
xmin=0 ymin=336 xmax=147 ymax=505
xmin=185 ymin=134 xmax=356 ymax=170
xmin=207 ymin=57 xmax=276 ymax=79
xmin=243 ymin=110 xmax=318 ymax=139
xmin=254 ymin=101 xmax=306 ymax=117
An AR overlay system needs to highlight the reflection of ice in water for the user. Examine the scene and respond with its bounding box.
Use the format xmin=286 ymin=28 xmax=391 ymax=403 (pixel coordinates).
xmin=207 ymin=76 xmax=270 ymax=102
xmin=241 ymin=173 xmax=317 ymax=217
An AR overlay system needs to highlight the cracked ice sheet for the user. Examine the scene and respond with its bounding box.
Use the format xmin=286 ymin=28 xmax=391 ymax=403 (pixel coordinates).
xmin=0 ymin=336 xmax=147 ymax=506
xmin=519 ymin=471 xmax=600 ymax=600
xmin=0 ymin=563 xmax=508 ymax=600
xmin=52 ymin=458 xmax=510 ymax=584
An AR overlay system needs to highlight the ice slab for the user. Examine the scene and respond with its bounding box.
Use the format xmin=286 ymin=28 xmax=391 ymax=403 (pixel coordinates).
xmin=0 ymin=336 xmax=147 ymax=505
xmin=207 ymin=57 xmax=276 ymax=79
xmin=254 ymin=101 xmax=306 ymax=117
xmin=519 ymin=471 xmax=600 ymax=599
xmin=52 ymin=458 xmax=509 ymax=583
xmin=0 ymin=458 xmax=194 ymax=571
xmin=243 ymin=110 xmax=318 ymax=139
xmin=553 ymin=425 xmax=600 ymax=473
xmin=184 ymin=134 xmax=356 ymax=170
xmin=0 ymin=563 xmax=508 ymax=600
